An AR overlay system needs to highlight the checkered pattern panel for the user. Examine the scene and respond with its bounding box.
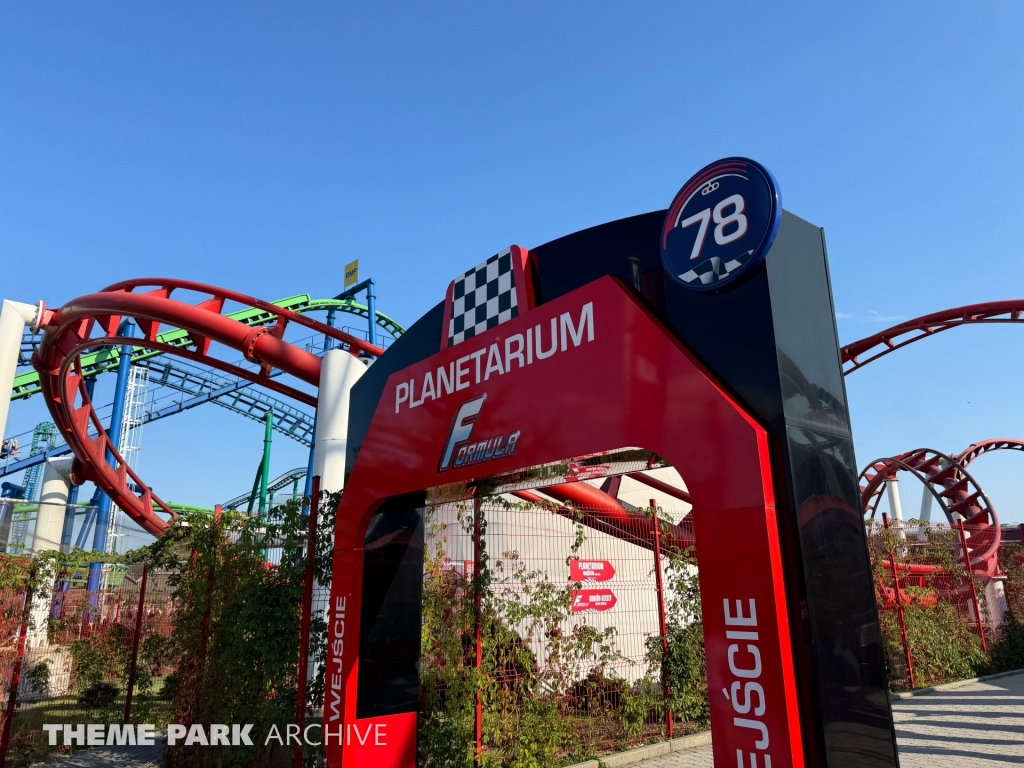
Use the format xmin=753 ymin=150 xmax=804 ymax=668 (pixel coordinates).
xmin=676 ymin=250 xmax=754 ymax=287
xmin=447 ymin=249 xmax=518 ymax=347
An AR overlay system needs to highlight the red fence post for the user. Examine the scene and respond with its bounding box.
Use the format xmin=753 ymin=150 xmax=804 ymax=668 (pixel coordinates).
xmin=957 ymin=522 xmax=988 ymax=654
xmin=473 ymin=495 xmax=483 ymax=767
xmin=650 ymin=499 xmax=673 ymax=738
xmin=124 ymin=564 xmax=150 ymax=724
xmin=294 ymin=476 xmax=321 ymax=768
xmin=882 ymin=514 xmax=914 ymax=689
xmin=0 ymin=569 xmax=35 ymax=768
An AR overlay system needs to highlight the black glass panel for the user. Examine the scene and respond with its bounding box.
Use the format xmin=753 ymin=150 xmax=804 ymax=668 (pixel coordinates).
xmin=356 ymin=505 xmax=425 ymax=719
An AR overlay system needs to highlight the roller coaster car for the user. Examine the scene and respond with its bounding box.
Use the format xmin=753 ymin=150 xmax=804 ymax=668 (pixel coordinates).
xmin=0 ymin=439 xmax=18 ymax=459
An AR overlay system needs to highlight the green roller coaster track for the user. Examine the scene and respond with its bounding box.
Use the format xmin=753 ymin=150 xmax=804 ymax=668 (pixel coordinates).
xmin=11 ymin=294 xmax=405 ymax=401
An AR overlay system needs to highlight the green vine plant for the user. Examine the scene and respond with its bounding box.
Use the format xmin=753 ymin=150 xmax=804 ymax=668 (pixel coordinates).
xmin=870 ymin=520 xmax=990 ymax=690
xmin=418 ymin=495 xmax=700 ymax=768
xmin=139 ymin=490 xmax=341 ymax=768
xmin=643 ymin=516 xmax=709 ymax=731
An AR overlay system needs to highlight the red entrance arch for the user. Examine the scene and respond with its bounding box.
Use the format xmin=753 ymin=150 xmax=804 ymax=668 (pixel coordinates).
xmin=326 ymin=277 xmax=805 ymax=767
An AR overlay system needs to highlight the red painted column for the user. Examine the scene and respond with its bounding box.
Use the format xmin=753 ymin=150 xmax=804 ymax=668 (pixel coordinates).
xmin=957 ymin=522 xmax=987 ymax=654
xmin=882 ymin=514 xmax=914 ymax=689
xmin=473 ymin=495 xmax=483 ymax=767
xmin=124 ymin=564 xmax=150 ymax=724
xmin=650 ymin=499 xmax=673 ymax=738
xmin=0 ymin=570 xmax=35 ymax=767
xmin=295 ymin=476 xmax=321 ymax=768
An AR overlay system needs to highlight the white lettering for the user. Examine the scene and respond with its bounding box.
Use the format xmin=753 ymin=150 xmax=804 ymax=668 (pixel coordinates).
xmin=725 ymin=599 xmax=758 ymax=626
xmin=505 ymin=334 xmax=525 ymax=371
xmin=233 ymin=723 xmax=254 ymax=746
xmin=535 ymin=319 xmax=557 ymax=360
xmin=394 ymin=382 xmax=409 ymax=413
xmin=137 ymin=724 xmax=155 ymax=746
xmin=185 ymin=723 xmax=209 ymax=746
xmin=210 ymin=724 xmax=230 ymax=746
xmin=354 ymin=723 xmax=372 ymax=746
xmin=484 ymin=344 xmax=504 ymax=380
xmin=560 ymin=302 xmax=594 ymax=350
xmin=264 ymin=724 xmax=284 ymax=746
xmin=286 ymin=724 xmax=301 ymax=746
xmin=65 ymin=724 xmax=85 ymax=746
xmin=107 ymin=724 xmax=136 ymax=745
xmin=42 ymin=724 xmax=60 ymax=746
xmin=734 ymin=718 xmax=769 ymax=749
xmin=375 ymin=723 xmax=387 ymax=746
xmin=167 ymin=724 xmax=186 ymax=746
xmin=437 ymin=363 xmax=455 ymax=395
xmin=304 ymin=723 xmax=322 ymax=746
xmin=325 ymin=723 xmax=344 ymax=745
xmin=410 ymin=377 xmax=424 ymax=408
xmin=421 ymin=371 xmax=436 ymax=402
xmin=730 ymin=681 xmax=766 ymax=716
xmin=455 ymin=355 xmax=471 ymax=390
xmin=470 ymin=348 xmax=486 ymax=383
xmin=728 ymin=644 xmax=762 ymax=679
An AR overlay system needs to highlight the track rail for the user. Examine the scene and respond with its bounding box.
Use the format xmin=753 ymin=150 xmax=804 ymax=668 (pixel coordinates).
xmin=33 ymin=279 xmax=380 ymax=536
xmin=841 ymin=300 xmax=1024 ymax=374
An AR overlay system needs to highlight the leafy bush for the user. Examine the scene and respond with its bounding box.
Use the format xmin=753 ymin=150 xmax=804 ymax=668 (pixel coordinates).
xmin=23 ymin=660 xmax=50 ymax=696
xmin=77 ymin=682 xmax=119 ymax=709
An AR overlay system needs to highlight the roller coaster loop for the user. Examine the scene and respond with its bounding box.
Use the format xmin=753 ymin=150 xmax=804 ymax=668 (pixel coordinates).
xmin=32 ymin=278 xmax=380 ymax=536
xmin=859 ymin=448 xmax=1001 ymax=577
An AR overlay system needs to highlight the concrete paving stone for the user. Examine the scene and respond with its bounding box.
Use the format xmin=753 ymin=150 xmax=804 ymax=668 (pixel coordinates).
xmin=634 ymin=670 xmax=1024 ymax=768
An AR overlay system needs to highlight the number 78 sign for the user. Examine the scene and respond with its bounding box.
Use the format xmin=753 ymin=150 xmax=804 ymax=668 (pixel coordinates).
xmin=660 ymin=158 xmax=781 ymax=292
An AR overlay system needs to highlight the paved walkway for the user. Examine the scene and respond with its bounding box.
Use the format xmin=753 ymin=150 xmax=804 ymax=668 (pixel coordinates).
xmin=636 ymin=671 xmax=1024 ymax=768
xmin=35 ymin=672 xmax=1024 ymax=766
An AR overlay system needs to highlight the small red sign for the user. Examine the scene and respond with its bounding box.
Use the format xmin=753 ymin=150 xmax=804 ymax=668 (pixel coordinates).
xmin=569 ymin=559 xmax=616 ymax=582
xmin=572 ymin=589 xmax=617 ymax=612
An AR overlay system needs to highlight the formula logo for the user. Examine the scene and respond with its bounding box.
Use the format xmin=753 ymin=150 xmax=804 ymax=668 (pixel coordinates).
xmin=438 ymin=395 xmax=520 ymax=472
xmin=571 ymin=589 xmax=617 ymax=612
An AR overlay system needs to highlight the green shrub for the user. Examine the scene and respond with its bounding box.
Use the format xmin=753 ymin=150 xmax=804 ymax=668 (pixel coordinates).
xmin=77 ymin=682 xmax=119 ymax=709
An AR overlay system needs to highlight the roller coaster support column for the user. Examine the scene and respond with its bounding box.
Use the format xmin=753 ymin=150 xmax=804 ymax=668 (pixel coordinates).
xmin=259 ymin=411 xmax=273 ymax=516
xmin=885 ymin=477 xmax=907 ymax=550
xmin=33 ymin=457 xmax=74 ymax=552
xmin=0 ymin=300 xmax=44 ymax=448
xmin=60 ymin=484 xmax=79 ymax=553
xmin=313 ymin=349 xmax=366 ymax=494
xmin=337 ymin=278 xmax=377 ymax=348
xmin=88 ymin=323 xmax=135 ymax=600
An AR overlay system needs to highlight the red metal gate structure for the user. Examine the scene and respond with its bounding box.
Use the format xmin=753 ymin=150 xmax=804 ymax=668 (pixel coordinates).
xmin=326 ymin=277 xmax=805 ymax=767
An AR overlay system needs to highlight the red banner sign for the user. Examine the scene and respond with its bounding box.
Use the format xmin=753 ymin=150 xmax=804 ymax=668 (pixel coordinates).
xmin=571 ymin=589 xmax=617 ymax=612
xmin=569 ymin=559 xmax=616 ymax=582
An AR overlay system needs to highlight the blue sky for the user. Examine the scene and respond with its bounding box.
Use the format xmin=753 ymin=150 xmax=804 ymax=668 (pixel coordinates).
xmin=2 ymin=2 xmax=1023 ymax=528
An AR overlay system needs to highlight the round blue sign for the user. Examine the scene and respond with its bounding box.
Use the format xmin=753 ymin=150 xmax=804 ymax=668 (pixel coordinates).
xmin=660 ymin=157 xmax=781 ymax=292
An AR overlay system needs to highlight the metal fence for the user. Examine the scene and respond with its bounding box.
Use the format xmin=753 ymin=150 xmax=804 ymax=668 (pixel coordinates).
xmin=866 ymin=517 xmax=992 ymax=690
xmin=0 ymin=562 xmax=177 ymax=766
xmin=420 ymin=493 xmax=694 ymax=765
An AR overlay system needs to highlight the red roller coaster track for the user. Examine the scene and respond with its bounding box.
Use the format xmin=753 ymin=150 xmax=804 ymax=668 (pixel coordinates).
xmin=32 ymin=279 xmax=382 ymax=536
xmin=33 ymin=278 xmax=1024 ymax=548
xmin=32 ymin=278 xmax=637 ymax=540
xmin=840 ymin=300 xmax=1024 ymax=374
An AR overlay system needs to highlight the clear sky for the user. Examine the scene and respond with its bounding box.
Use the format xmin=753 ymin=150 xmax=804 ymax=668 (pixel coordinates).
xmin=2 ymin=2 xmax=1023 ymax=529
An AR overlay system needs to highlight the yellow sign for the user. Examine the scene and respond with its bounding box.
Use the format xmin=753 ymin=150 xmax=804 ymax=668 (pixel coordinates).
xmin=344 ymin=260 xmax=359 ymax=289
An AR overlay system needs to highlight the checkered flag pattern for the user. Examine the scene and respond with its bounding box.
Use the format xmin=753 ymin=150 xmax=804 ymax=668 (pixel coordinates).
xmin=677 ymin=250 xmax=754 ymax=287
xmin=447 ymin=249 xmax=518 ymax=347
